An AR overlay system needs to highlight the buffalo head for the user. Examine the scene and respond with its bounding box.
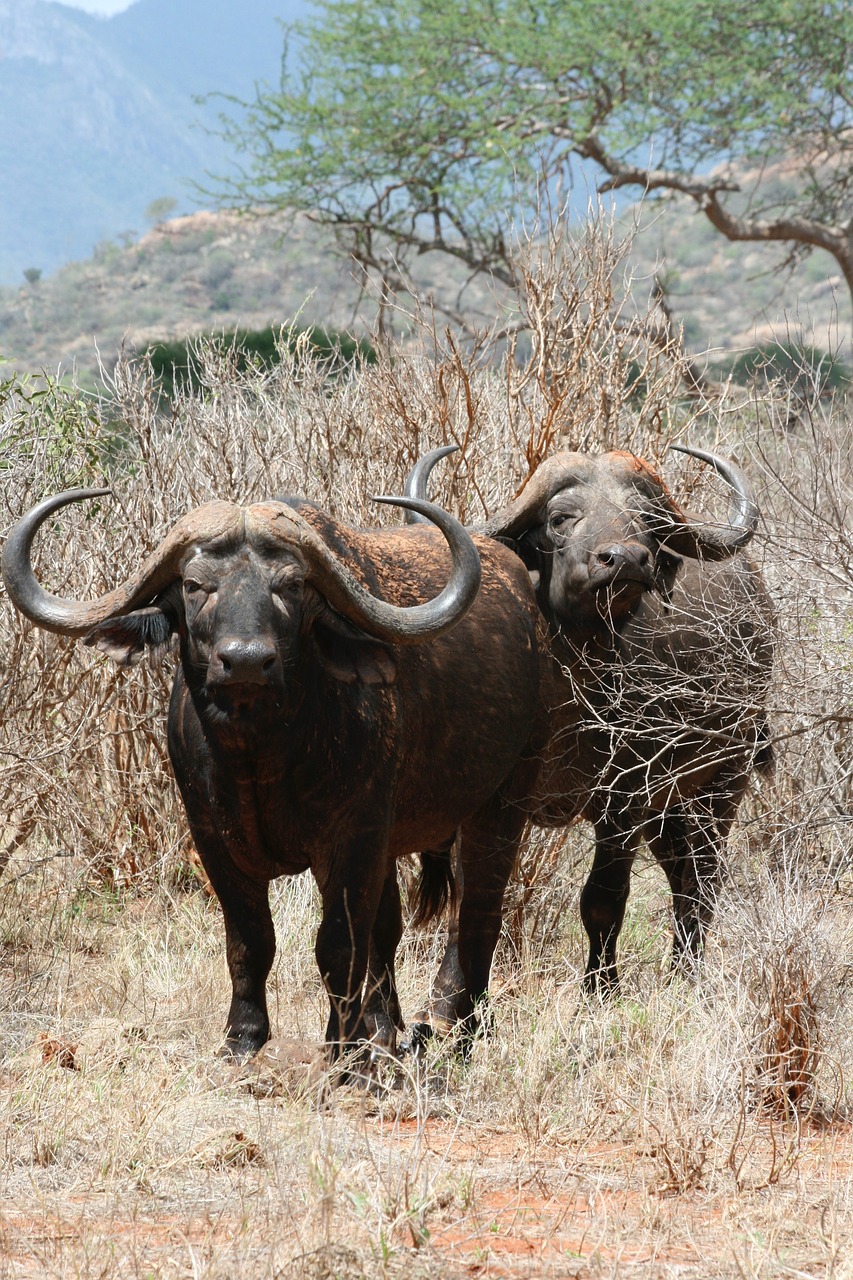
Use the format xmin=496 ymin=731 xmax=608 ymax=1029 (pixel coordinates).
xmin=2 ymin=490 xmax=482 ymax=722
xmin=405 ymin=444 xmax=758 ymax=635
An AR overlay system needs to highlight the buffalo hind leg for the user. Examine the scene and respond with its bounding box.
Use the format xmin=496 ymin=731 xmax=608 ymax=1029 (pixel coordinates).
xmin=362 ymin=868 xmax=405 ymax=1056
xmin=581 ymin=819 xmax=641 ymax=996
xmin=648 ymin=790 xmax=737 ymax=975
xmin=409 ymin=845 xmax=465 ymax=1045
xmin=412 ymin=783 xmax=531 ymax=1051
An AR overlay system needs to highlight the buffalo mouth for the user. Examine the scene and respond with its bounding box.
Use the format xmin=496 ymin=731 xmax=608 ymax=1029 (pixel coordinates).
xmin=203 ymin=635 xmax=286 ymax=717
xmin=586 ymin=567 xmax=655 ymax=623
xmin=587 ymin=564 xmax=655 ymax=598
xmin=204 ymin=680 xmax=286 ymax=722
xmin=586 ymin=543 xmax=655 ymax=599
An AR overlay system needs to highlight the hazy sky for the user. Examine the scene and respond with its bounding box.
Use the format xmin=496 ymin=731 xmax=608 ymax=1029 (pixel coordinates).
xmin=59 ymin=0 xmax=137 ymax=13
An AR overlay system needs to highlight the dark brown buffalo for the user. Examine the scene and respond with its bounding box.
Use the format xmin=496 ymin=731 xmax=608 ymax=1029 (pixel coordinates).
xmin=2 ymin=489 xmax=547 ymax=1061
xmin=406 ymin=444 xmax=774 ymax=1015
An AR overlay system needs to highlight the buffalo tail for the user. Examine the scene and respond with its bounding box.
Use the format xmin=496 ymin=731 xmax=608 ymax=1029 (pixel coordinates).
xmin=411 ymin=844 xmax=457 ymax=928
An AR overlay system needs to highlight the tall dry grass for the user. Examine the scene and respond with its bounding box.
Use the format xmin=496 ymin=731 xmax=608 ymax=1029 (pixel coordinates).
xmin=1 ymin=215 xmax=853 ymax=1277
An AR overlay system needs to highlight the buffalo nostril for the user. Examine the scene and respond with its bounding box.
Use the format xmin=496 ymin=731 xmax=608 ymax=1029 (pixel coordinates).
xmin=212 ymin=639 xmax=278 ymax=685
xmin=594 ymin=544 xmax=651 ymax=570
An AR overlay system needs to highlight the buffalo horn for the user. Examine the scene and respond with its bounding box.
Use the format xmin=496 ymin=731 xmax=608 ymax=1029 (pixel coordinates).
xmin=406 ymin=445 xmax=759 ymax=559
xmin=403 ymin=444 xmax=459 ymax=525
xmin=661 ymin=444 xmax=759 ymax=559
xmin=1 ymin=488 xmax=243 ymax=636
xmin=4 ymin=488 xmax=482 ymax=648
xmin=477 ymin=455 xmax=585 ymax=540
xmin=260 ymin=494 xmax=482 ymax=643
xmin=403 ymin=446 xmax=577 ymax=539
xmin=10 ymin=451 xmax=748 ymax=643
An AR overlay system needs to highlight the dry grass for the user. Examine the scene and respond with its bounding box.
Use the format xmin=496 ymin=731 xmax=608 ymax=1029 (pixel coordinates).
xmin=2 ymin=216 xmax=853 ymax=1277
xmin=3 ymin=857 xmax=853 ymax=1278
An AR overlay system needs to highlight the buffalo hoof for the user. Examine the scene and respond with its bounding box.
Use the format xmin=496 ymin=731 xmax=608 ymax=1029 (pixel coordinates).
xmin=401 ymin=1008 xmax=488 ymax=1062
xmin=582 ymin=966 xmax=621 ymax=1000
xmin=399 ymin=1021 xmax=435 ymax=1059
xmin=364 ymin=1010 xmax=400 ymax=1059
xmin=217 ymin=1033 xmax=268 ymax=1063
xmin=456 ymin=1001 xmax=493 ymax=1058
xmin=324 ymin=1040 xmax=397 ymax=1093
xmin=668 ymin=951 xmax=702 ymax=985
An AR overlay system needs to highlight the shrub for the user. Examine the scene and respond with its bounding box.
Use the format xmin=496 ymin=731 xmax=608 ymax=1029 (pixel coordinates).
xmin=143 ymin=324 xmax=376 ymax=400
xmin=3 ymin=212 xmax=852 ymax=918
xmin=728 ymin=341 xmax=851 ymax=397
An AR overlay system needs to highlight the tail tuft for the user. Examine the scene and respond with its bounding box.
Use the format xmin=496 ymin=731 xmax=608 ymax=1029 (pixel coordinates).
xmin=411 ymin=843 xmax=456 ymax=928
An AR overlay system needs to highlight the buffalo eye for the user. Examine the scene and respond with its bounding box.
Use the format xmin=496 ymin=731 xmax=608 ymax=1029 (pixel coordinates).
xmin=549 ymin=512 xmax=575 ymax=531
xmin=271 ymin=577 xmax=304 ymax=611
xmin=183 ymin=579 xmax=209 ymax=598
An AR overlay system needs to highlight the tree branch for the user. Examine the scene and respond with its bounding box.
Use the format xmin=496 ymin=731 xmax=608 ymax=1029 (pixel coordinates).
xmin=576 ymin=132 xmax=853 ymax=309
xmin=577 ymin=132 xmax=741 ymax=199
xmin=308 ymin=209 xmax=518 ymax=288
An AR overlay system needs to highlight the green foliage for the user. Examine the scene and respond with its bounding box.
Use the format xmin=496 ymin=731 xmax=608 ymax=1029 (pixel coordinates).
xmin=213 ymin=0 xmax=853 ymax=303
xmin=728 ymin=342 xmax=852 ymax=396
xmin=93 ymin=239 xmax=122 ymax=267
xmin=0 ymin=365 xmax=113 ymax=484
xmin=22 ymin=267 xmax=42 ymax=286
xmin=144 ymin=324 xmax=376 ymax=398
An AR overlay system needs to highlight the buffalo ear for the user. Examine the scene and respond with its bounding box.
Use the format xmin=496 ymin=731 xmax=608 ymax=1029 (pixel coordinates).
xmin=306 ymin=592 xmax=399 ymax=686
xmin=512 ymin=529 xmax=544 ymax=571
xmin=511 ymin=529 xmax=545 ymax=594
xmin=84 ymin=606 xmax=175 ymax=666
xmin=496 ymin=532 xmax=525 ymax=558
xmin=313 ymin=624 xmax=398 ymax=686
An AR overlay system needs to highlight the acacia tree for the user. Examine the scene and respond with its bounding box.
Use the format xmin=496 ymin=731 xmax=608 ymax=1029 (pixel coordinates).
xmin=216 ymin=0 xmax=853 ymax=316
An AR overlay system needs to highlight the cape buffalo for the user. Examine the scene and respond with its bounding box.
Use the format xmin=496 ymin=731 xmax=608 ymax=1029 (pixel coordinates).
xmin=405 ymin=444 xmax=774 ymax=1014
xmin=3 ymin=489 xmax=548 ymax=1062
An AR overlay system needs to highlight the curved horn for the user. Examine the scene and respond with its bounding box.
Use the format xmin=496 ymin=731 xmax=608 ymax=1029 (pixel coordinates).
xmin=478 ymin=454 xmax=586 ymax=539
xmin=2 ymin=488 xmax=242 ymax=636
xmin=403 ymin=445 xmax=459 ymax=525
xmin=405 ymin=447 xmax=587 ymax=540
xmin=404 ymin=443 xmax=759 ymax=560
xmin=662 ymin=444 xmax=759 ymax=559
xmin=252 ymin=495 xmax=482 ymax=644
xmin=305 ymin=495 xmax=482 ymax=643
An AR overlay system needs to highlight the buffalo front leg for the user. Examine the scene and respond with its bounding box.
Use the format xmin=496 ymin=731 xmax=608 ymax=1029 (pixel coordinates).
xmin=362 ymin=868 xmax=405 ymax=1055
xmin=315 ymin=851 xmax=388 ymax=1062
xmin=581 ymin=818 xmax=641 ymax=996
xmin=199 ymin=857 xmax=276 ymax=1061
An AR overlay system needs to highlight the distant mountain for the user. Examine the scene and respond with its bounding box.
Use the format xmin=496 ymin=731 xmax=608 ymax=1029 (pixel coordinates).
xmin=93 ymin=0 xmax=299 ymax=100
xmin=0 ymin=207 xmax=504 ymax=385
xmin=0 ymin=0 xmax=297 ymax=284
